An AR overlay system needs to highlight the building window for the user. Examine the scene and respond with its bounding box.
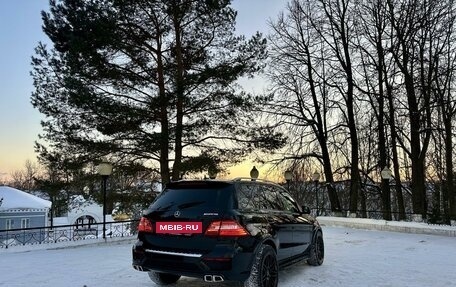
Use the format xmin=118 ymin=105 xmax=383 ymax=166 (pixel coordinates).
xmin=75 ymin=215 xmax=96 ymax=229
xmin=6 ymin=219 xmax=14 ymax=230
xmin=21 ymin=218 xmax=30 ymax=229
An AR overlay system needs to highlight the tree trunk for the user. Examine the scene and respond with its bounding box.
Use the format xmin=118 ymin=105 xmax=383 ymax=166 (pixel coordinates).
xmin=171 ymin=5 xmax=185 ymax=181
xmin=342 ymin=26 xmax=359 ymax=216
xmin=376 ymin=34 xmax=392 ymax=221
xmin=405 ymin=74 xmax=427 ymax=217
xmin=347 ymin=74 xmax=360 ymax=214
xmin=306 ymin=46 xmax=341 ymax=212
xmin=411 ymin=156 xmax=427 ymax=217
xmin=444 ymin=120 xmax=455 ymax=221
xmin=386 ymin=82 xmax=406 ymax=220
xmin=157 ymin=43 xmax=170 ymax=184
xmin=321 ymin=145 xmax=342 ymax=212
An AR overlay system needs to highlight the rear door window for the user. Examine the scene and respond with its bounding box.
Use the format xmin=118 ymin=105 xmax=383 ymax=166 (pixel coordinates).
xmin=236 ymin=183 xmax=301 ymax=213
xmin=236 ymin=183 xmax=285 ymax=211
xmin=275 ymin=188 xmax=301 ymax=213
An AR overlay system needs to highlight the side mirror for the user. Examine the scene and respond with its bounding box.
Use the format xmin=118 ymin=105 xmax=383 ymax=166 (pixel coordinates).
xmin=301 ymin=205 xmax=311 ymax=214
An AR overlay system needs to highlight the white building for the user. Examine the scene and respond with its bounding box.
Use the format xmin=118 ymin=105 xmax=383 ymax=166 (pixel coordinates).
xmin=53 ymin=195 xmax=113 ymax=230
xmin=0 ymin=186 xmax=51 ymax=231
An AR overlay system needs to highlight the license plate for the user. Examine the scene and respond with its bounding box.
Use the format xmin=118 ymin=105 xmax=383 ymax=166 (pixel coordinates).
xmin=156 ymin=222 xmax=203 ymax=234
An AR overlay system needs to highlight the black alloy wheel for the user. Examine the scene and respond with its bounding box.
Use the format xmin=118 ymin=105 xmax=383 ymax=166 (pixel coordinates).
xmin=260 ymin=250 xmax=279 ymax=287
xmin=245 ymin=244 xmax=278 ymax=287
xmin=307 ymin=231 xmax=324 ymax=266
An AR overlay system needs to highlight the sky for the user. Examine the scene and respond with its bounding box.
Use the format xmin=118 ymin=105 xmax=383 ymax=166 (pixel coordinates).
xmin=2 ymin=224 xmax=456 ymax=286
xmin=0 ymin=0 xmax=288 ymax=181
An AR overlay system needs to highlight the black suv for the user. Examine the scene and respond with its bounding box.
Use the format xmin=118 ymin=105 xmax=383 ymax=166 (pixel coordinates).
xmin=132 ymin=178 xmax=324 ymax=287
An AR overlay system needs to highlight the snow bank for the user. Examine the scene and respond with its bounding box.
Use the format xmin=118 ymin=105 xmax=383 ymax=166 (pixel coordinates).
xmin=0 ymin=235 xmax=136 ymax=254
xmin=317 ymin=216 xmax=456 ymax=237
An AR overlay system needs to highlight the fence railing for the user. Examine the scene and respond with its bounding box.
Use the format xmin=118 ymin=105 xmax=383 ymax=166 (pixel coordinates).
xmin=2 ymin=211 xmax=452 ymax=249
xmin=0 ymin=219 xmax=139 ymax=249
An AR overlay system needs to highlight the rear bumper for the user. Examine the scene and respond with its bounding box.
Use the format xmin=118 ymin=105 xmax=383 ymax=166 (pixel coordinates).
xmin=132 ymin=241 xmax=254 ymax=282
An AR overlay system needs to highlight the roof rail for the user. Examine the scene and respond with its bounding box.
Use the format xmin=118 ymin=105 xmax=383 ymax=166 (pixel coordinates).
xmin=232 ymin=177 xmax=279 ymax=185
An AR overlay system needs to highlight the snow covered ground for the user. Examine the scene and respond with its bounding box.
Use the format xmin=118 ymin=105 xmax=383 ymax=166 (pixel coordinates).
xmin=1 ymin=225 xmax=455 ymax=287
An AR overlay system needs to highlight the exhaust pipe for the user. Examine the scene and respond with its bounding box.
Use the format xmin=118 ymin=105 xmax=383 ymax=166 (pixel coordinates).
xmin=213 ymin=275 xmax=224 ymax=282
xmin=133 ymin=265 xmax=144 ymax=271
xmin=204 ymin=275 xmax=224 ymax=282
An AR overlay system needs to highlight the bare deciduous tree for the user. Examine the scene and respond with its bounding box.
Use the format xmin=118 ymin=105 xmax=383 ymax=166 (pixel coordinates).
xmin=267 ymin=0 xmax=342 ymax=212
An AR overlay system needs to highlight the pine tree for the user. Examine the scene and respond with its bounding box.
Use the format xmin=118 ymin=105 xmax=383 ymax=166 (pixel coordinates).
xmin=32 ymin=0 xmax=279 ymax=183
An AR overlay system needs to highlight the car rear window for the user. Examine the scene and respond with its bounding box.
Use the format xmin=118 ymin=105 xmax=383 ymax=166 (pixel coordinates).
xmin=150 ymin=183 xmax=234 ymax=212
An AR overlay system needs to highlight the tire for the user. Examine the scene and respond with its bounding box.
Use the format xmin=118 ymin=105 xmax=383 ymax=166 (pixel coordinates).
xmin=307 ymin=231 xmax=324 ymax=266
xmin=244 ymin=244 xmax=278 ymax=287
xmin=148 ymin=271 xmax=181 ymax=285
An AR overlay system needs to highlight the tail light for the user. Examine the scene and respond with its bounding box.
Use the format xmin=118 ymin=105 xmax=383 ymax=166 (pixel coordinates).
xmin=205 ymin=220 xmax=249 ymax=237
xmin=138 ymin=217 xmax=153 ymax=233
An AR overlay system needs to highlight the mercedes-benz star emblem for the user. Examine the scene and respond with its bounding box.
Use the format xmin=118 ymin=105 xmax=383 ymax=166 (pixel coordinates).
xmin=174 ymin=210 xmax=181 ymax=218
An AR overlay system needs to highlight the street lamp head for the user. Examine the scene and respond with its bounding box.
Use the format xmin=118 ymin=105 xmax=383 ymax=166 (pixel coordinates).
xmin=381 ymin=167 xmax=392 ymax=180
xmin=250 ymin=166 xmax=259 ymax=180
xmin=98 ymin=160 xmax=113 ymax=176
xmin=284 ymin=170 xmax=292 ymax=182
xmin=208 ymin=167 xmax=217 ymax=179
xmin=312 ymin=171 xmax=320 ymax=182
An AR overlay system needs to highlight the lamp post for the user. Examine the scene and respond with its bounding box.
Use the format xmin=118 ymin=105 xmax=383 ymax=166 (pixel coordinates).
xmin=284 ymin=170 xmax=292 ymax=192
xmin=380 ymin=167 xmax=392 ymax=221
xmin=250 ymin=166 xmax=259 ymax=181
xmin=98 ymin=160 xmax=113 ymax=240
xmin=312 ymin=171 xmax=320 ymax=216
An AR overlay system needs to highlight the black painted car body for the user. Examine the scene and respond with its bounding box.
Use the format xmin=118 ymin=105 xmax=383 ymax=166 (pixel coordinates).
xmin=132 ymin=179 xmax=324 ymax=286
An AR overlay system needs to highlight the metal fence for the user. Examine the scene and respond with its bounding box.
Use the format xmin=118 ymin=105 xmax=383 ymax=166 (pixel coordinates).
xmin=0 ymin=219 xmax=139 ymax=249
xmin=2 ymin=211 xmax=451 ymax=249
